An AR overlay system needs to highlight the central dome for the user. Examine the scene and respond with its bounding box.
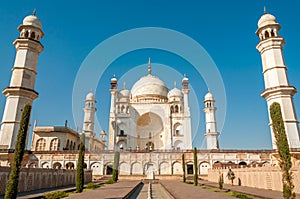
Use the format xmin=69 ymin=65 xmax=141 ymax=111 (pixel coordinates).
xmin=131 ymin=75 xmax=168 ymax=99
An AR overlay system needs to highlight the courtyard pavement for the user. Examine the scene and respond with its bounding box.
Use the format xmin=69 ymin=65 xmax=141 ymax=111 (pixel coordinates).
xmin=160 ymin=180 xmax=235 ymax=199
xmin=2 ymin=179 xmax=300 ymax=198
xmin=65 ymin=180 xmax=140 ymax=199
xmin=198 ymin=179 xmax=300 ymax=199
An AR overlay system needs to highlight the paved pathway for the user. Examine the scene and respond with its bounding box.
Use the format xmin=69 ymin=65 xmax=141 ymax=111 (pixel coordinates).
xmin=160 ymin=180 xmax=234 ymax=199
xmin=66 ymin=180 xmax=140 ymax=199
xmin=198 ymin=179 xmax=300 ymax=199
xmin=2 ymin=179 xmax=299 ymax=199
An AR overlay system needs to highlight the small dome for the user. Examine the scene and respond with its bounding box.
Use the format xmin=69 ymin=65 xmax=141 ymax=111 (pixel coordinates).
xmin=168 ymin=88 xmax=183 ymax=98
xmin=204 ymin=92 xmax=214 ymax=101
xmin=111 ymin=77 xmax=117 ymax=82
xmin=100 ymin=130 xmax=106 ymax=135
xmin=131 ymin=75 xmax=168 ymax=98
xmin=119 ymin=89 xmax=130 ymax=98
xmin=86 ymin=92 xmax=95 ymax=101
xmin=257 ymin=13 xmax=277 ymax=28
xmin=23 ymin=15 xmax=42 ymax=29
xmin=182 ymin=76 xmax=189 ymax=82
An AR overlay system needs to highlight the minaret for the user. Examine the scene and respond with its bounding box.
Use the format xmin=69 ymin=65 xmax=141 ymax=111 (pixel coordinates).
xmin=256 ymin=9 xmax=300 ymax=148
xmin=108 ymin=75 xmax=118 ymax=150
xmin=181 ymin=75 xmax=192 ymax=149
xmin=83 ymin=92 xmax=96 ymax=151
xmin=0 ymin=11 xmax=44 ymax=149
xmin=203 ymin=91 xmax=219 ymax=150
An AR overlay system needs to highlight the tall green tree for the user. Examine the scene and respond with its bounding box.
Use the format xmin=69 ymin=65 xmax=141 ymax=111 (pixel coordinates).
xmin=193 ymin=147 xmax=198 ymax=186
xmin=76 ymin=133 xmax=85 ymax=193
xmin=182 ymin=153 xmax=186 ymax=182
xmin=112 ymin=151 xmax=120 ymax=182
xmin=5 ymin=104 xmax=32 ymax=199
xmin=270 ymin=102 xmax=295 ymax=199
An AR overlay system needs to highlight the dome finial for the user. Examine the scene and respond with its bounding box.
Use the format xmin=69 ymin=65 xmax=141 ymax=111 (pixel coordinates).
xmin=264 ymin=6 xmax=267 ymax=14
xmin=208 ymin=88 xmax=210 ymax=93
xmin=148 ymin=57 xmax=152 ymax=75
xmin=123 ymin=82 xmax=126 ymax=89
xmin=174 ymin=81 xmax=177 ymax=88
xmin=33 ymin=8 xmax=37 ymax=16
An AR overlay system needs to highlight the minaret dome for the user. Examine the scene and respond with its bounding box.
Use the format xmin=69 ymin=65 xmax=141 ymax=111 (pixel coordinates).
xmin=86 ymin=92 xmax=95 ymax=101
xmin=256 ymin=9 xmax=280 ymax=41
xmin=18 ymin=11 xmax=44 ymax=42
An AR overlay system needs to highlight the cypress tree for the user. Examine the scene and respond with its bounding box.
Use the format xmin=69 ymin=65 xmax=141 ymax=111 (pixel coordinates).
xmin=112 ymin=151 xmax=120 ymax=182
xmin=76 ymin=133 xmax=85 ymax=193
xmin=218 ymin=172 xmax=224 ymax=189
xmin=5 ymin=104 xmax=31 ymax=199
xmin=182 ymin=153 xmax=186 ymax=182
xmin=270 ymin=102 xmax=295 ymax=199
xmin=193 ymin=147 xmax=198 ymax=186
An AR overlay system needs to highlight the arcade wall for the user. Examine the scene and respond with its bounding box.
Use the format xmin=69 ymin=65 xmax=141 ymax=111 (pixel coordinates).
xmin=208 ymin=166 xmax=300 ymax=194
xmin=0 ymin=167 xmax=92 ymax=196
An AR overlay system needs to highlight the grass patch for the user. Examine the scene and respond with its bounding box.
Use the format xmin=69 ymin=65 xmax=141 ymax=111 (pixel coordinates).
xmin=231 ymin=192 xmax=253 ymax=199
xmin=43 ymin=191 xmax=69 ymax=199
xmin=224 ymin=191 xmax=253 ymax=199
xmin=208 ymin=187 xmax=220 ymax=192
xmin=199 ymin=185 xmax=220 ymax=192
xmin=187 ymin=182 xmax=253 ymax=199
xmin=85 ymin=182 xmax=101 ymax=190
xmin=104 ymin=179 xmax=116 ymax=184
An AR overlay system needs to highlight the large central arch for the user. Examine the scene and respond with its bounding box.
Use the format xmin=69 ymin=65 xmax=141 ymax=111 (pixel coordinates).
xmin=136 ymin=112 xmax=164 ymax=149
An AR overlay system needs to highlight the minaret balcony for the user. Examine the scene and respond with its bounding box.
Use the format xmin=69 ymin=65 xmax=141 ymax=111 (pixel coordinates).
xmin=3 ymin=86 xmax=38 ymax=100
xmin=261 ymin=85 xmax=297 ymax=98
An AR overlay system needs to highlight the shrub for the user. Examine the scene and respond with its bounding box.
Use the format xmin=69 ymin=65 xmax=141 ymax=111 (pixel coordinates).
xmin=193 ymin=147 xmax=198 ymax=186
xmin=105 ymin=179 xmax=115 ymax=184
xmin=76 ymin=133 xmax=85 ymax=193
xmin=182 ymin=153 xmax=186 ymax=183
xmin=5 ymin=104 xmax=31 ymax=199
xmin=112 ymin=151 xmax=120 ymax=182
xmin=232 ymin=192 xmax=252 ymax=199
xmin=218 ymin=173 xmax=224 ymax=189
xmin=270 ymin=102 xmax=295 ymax=199
xmin=85 ymin=182 xmax=100 ymax=190
xmin=44 ymin=191 xmax=69 ymax=199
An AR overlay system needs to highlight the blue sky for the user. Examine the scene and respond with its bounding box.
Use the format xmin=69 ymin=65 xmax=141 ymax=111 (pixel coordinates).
xmin=0 ymin=1 xmax=300 ymax=149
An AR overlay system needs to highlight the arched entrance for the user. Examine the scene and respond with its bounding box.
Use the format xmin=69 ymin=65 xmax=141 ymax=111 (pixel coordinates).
xmin=91 ymin=162 xmax=102 ymax=175
xmin=144 ymin=162 xmax=156 ymax=175
xmin=186 ymin=163 xmax=193 ymax=174
xmin=105 ymin=164 xmax=113 ymax=175
xmin=66 ymin=162 xmax=74 ymax=169
xmin=53 ymin=162 xmax=62 ymax=169
xmin=199 ymin=162 xmax=210 ymax=175
xmin=136 ymin=112 xmax=164 ymax=149
xmin=146 ymin=142 xmax=154 ymax=150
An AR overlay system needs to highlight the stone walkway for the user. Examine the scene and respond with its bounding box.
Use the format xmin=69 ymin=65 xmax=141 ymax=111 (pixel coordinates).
xmin=160 ymin=180 xmax=235 ymax=199
xmin=66 ymin=180 xmax=140 ymax=199
xmin=198 ymin=179 xmax=300 ymax=199
xmin=1 ymin=179 xmax=299 ymax=199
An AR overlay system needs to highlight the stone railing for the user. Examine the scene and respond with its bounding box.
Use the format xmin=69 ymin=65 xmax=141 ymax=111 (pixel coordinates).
xmin=0 ymin=167 xmax=92 ymax=196
xmin=207 ymin=166 xmax=300 ymax=194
